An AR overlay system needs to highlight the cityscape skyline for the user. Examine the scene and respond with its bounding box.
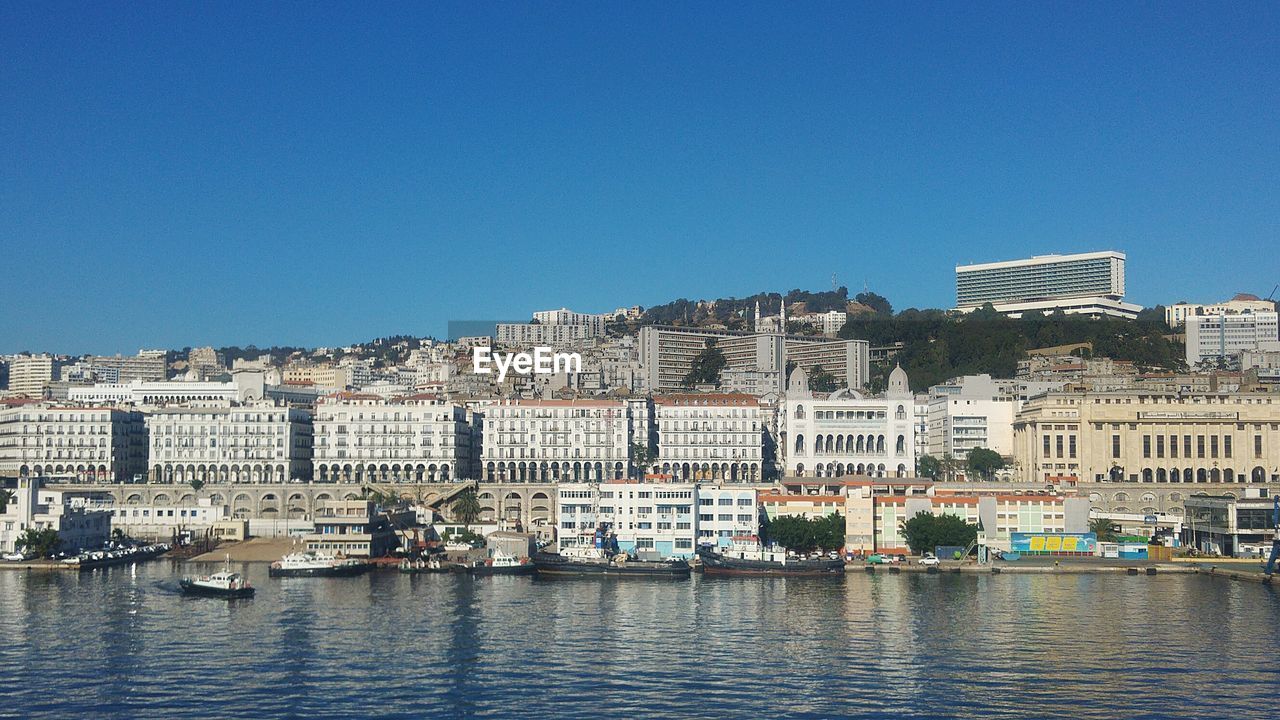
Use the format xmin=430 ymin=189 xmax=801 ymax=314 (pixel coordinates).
xmin=4 ymin=4 xmax=1278 ymax=354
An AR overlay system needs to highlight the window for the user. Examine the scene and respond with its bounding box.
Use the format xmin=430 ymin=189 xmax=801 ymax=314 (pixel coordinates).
xmin=718 ymin=498 xmax=733 ymax=506
xmin=1210 ymin=436 xmax=1219 ymax=459
xmin=1224 ymin=436 xmax=1232 ymax=458
xmin=1197 ymin=436 xmax=1205 ymax=458
xmin=1184 ymin=435 xmax=1192 ymax=458
xmin=1143 ymin=435 xmax=1151 ymax=459
xmin=718 ymin=514 xmax=732 ymax=521
xmin=1043 ymin=436 xmax=1051 ymax=457
xmin=1170 ymin=435 xmax=1178 ymax=458
xmin=737 ymin=514 xmax=753 ymax=523
xmin=1156 ymin=435 xmax=1164 ymax=458
xmin=1112 ymin=435 xmax=1121 ymax=458
xmin=1056 ymin=435 xmax=1064 ymax=458
xmin=1069 ymin=436 xmax=1076 ymax=459
xmin=1256 ymin=435 xmax=1263 ymax=458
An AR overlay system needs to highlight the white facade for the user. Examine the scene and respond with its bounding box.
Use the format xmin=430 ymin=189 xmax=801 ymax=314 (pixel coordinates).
xmin=146 ymin=404 xmax=313 ymax=484
xmin=556 ymin=482 xmax=759 ymax=558
xmin=531 ymin=307 xmax=610 ymax=335
xmin=924 ymin=375 xmax=1064 ymax=464
xmin=0 ymin=478 xmax=111 ymax=554
xmin=955 ymin=250 xmax=1140 ymax=319
xmin=0 ymin=404 xmax=148 ymax=482
xmin=1185 ymin=310 xmax=1280 ymax=367
xmin=312 ymin=394 xmax=477 ymax=483
xmin=481 ymin=400 xmax=638 ymax=482
xmin=495 ymin=323 xmax=596 ymax=349
xmin=652 ymin=394 xmax=765 ymax=483
xmin=109 ymin=497 xmax=229 ymax=537
xmin=784 ymin=365 xmax=916 ymax=479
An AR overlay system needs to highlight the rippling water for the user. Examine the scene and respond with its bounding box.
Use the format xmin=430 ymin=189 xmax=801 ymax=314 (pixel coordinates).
xmin=1 ymin=563 xmax=1278 ymax=719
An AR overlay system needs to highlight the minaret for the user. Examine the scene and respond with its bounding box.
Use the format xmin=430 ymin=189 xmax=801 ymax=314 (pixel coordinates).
xmin=780 ymin=299 xmax=787 ymax=334
xmin=754 ymin=301 xmax=761 ymax=332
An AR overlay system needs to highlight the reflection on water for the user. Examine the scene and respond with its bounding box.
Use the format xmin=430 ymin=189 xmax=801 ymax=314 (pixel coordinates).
xmin=1 ymin=564 xmax=1278 ymax=719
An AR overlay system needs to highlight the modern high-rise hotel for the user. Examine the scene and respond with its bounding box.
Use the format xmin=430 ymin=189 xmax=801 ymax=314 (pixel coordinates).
xmin=955 ymin=250 xmax=1141 ymax=319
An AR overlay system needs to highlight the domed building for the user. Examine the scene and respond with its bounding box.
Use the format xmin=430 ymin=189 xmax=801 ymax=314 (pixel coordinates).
xmin=782 ymin=364 xmax=916 ymax=478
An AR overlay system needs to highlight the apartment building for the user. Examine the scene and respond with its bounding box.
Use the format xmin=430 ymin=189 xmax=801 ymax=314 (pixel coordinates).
xmin=0 ymin=403 xmax=147 ymax=482
xmin=481 ymin=399 xmax=638 ymax=482
xmin=145 ymin=404 xmax=313 ymax=484
xmin=312 ymin=393 xmax=478 ymax=483
xmin=651 ymin=393 xmax=765 ymax=483
xmin=954 ymin=250 xmax=1140 ymax=319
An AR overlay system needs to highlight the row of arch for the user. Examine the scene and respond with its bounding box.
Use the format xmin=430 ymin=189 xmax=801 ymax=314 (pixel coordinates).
xmin=794 ymin=463 xmax=910 ymax=478
xmin=651 ymin=463 xmax=761 ymax=482
xmin=154 ymin=464 xmax=287 ymax=484
xmin=475 ymin=490 xmax=552 ymax=523
xmin=1119 ymin=466 xmax=1270 ymax=484
xmin=795 ymin=434 xmax=906 ymax=456
xmin=485 ymin=461 xmax=625 ymax=482
xmin=19 ymin=464 xmax=111 ymax=481
xmin=315 ymin=463 xmax=451 ymax=483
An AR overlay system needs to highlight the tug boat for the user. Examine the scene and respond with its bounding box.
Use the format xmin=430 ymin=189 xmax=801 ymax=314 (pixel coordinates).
xmin=460 ymin=550 xmax=537 ymax=577
xmin=534 ymin=546 xmax=692 ymax=578
xmin=697 ymin=540 xmax=845 ymax=577
xmin=180 ymin=558 xmax=255 ymax=599
xmin=269 ymin=551 xmax=371 ymax=578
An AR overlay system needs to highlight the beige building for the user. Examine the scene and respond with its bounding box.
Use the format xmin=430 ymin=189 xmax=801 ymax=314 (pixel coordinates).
xmin=7 ymin=354 xmax=59 ymax=397
xmin=146 ymin=404 xmax=314 ymax=484
xmin=652 ymin=393 xmax=765 ymax=483
xmin=282 ymin=364 xmax=353 ymax=391
xmin=481 ymin=399 xmax=640 ymax=482
xmin=1013 ymin=391 xmax=1280 ymax=485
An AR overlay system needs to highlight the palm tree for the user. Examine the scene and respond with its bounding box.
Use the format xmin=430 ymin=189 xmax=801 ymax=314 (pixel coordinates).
xmin=1089 ymin=516 xmax=1118 ymax=543
xmin=451 ymin=488 xmax=482 ymax=529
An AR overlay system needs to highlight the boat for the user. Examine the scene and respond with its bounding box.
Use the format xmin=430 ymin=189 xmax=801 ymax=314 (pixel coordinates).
xmin=460 ymin=550 xmax=537 ymax=577
xmin=399 ymin=555 xmax=457 ymax=574
xmin=268 ymin=551 xmax=372 ymax=578
xmin=534 ymin=546 xmax=691 ymax=578
xmin=180 ymin=558 xmax=255 ymax=599
xmin=697 ymin=541 xmax=845 ymax=577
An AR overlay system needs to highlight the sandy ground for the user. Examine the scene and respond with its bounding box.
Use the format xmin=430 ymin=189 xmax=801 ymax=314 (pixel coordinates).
xmin=188 ymin=537 xmax=299 ymax=563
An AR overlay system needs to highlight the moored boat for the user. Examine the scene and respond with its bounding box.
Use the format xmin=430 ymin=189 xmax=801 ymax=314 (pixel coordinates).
xmin=269 ymin=551 xmax=372 ymax=578
xmin=697 ymin=542 xmax=844 ymax=577
xmin=534 ymin=547 xmax=691 ymax=578
xmin=461 ymin=550 xmax=536 ymax=577
xmin=399 ymin=555 xmax=456 ymax=574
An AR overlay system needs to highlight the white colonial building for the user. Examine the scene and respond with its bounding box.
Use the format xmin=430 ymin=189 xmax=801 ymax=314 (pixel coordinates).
xmin=312 ymin=393 xmax=478 ymax=483
xmin=0 ymin=403 xmax=148 ymax=482
xmin=651 ymin=393 xmax=765 ymax=483
xmin=481 ymin=399 xmax=640 ymax=482
xmin=1 ymin=477 xmax=112 ymax=554
xmin=784 ymin=365 xmax=916 ymax=478
xmin=146 ymin=404 xmax=313 ymax=484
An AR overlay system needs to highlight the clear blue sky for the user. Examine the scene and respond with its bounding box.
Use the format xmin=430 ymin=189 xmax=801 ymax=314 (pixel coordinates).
xmin=3 ymin=2 xmax=1277 ymax=355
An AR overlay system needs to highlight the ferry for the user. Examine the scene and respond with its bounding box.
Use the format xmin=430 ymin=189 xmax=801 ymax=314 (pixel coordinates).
xmin=534 ymin=546 xmax=692 ymax=579
xmin=460 ymin=550 xmax=537 ymax=577
xmin=268 ymin=551 xmax=372 ymax=578
xmin=697 ymin=538 xmax=845 ymax=577
xmin=180 ymin=558 xmax=255 ymax=599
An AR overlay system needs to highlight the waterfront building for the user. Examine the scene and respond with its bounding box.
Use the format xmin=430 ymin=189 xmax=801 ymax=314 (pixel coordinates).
xmin=954 ymin=250 xmax=1141 ymax=319
xmin=651 ymin=393 xmax=764 ymax=483
xmin=0 ymin=477 xmax=112 ymax=554
xmin=0 ymin=403 xmax=147 ymax=482
xmin=1185 ymin=309 xmax=1279 ymax=367
xmin=1166 ymin=293 xmax=1276 ymax=328
xmin=782 ymin=365 xmax=916 ymax=479
xmin=145 ymin=404 xmax=313 ymax=484
xmin=556 ymin=481 xmax=758 ymax=558
xmin=303 ymin=499 xmax=410 ymax=558
xmin=7 ymin=354 xmax=59 ymax=397
xmin=1181 ymin=491 xmax=1277 ymax=557
xmin=638 ymin=325 xmax=869 ymax=394
xmin=481 ymin=399 xmax=639 ymax=482
xmin=1012 ymin=390 xmax=1280 ymax=484
xmin=109 ymin=497 xmax=230 ymax=538
xmin=312 ymin=393 xmax=478 ymax=483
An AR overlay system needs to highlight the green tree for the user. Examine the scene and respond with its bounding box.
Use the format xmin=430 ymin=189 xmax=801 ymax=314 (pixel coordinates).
xmin=917 ymin=454 xmax=941 ymax=480
xmin=630 ymin=442 xmax=655 ymax=478
xmin=966 ymin=448 xmax=1006 ymax=480
xmin=683 ymin=338 xmax=726 ymax=387
xmin=451 ymin=488 xmax=482 ymax=529
xmin=768 ymin=515 xmax=818 ymax=553
xmin=189 ymin=477 xmax=205 ymax=492
xmin=0 ymin=488 xmax=15 ymax=514
xmin=814 ymin=513 xmax=846 ymax=551
xmin=1089 ymin=516 xmax=1118 ymax=543
xmin=855 ymin=291 xmax=893 ymax=316
xmin=808 ymin=365 xmax=840 ymax=393
xmin=16 ymin=527 xmax=62 ymax=558
xmin=899 ymin=512 xmax=978 ymax=555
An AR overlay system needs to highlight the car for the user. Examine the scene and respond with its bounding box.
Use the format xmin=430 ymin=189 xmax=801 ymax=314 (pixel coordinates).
xmin=3 ymin=551 xmax=33 ymax=562
xmin=918 ymin=553 xmax=941 ymax=567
